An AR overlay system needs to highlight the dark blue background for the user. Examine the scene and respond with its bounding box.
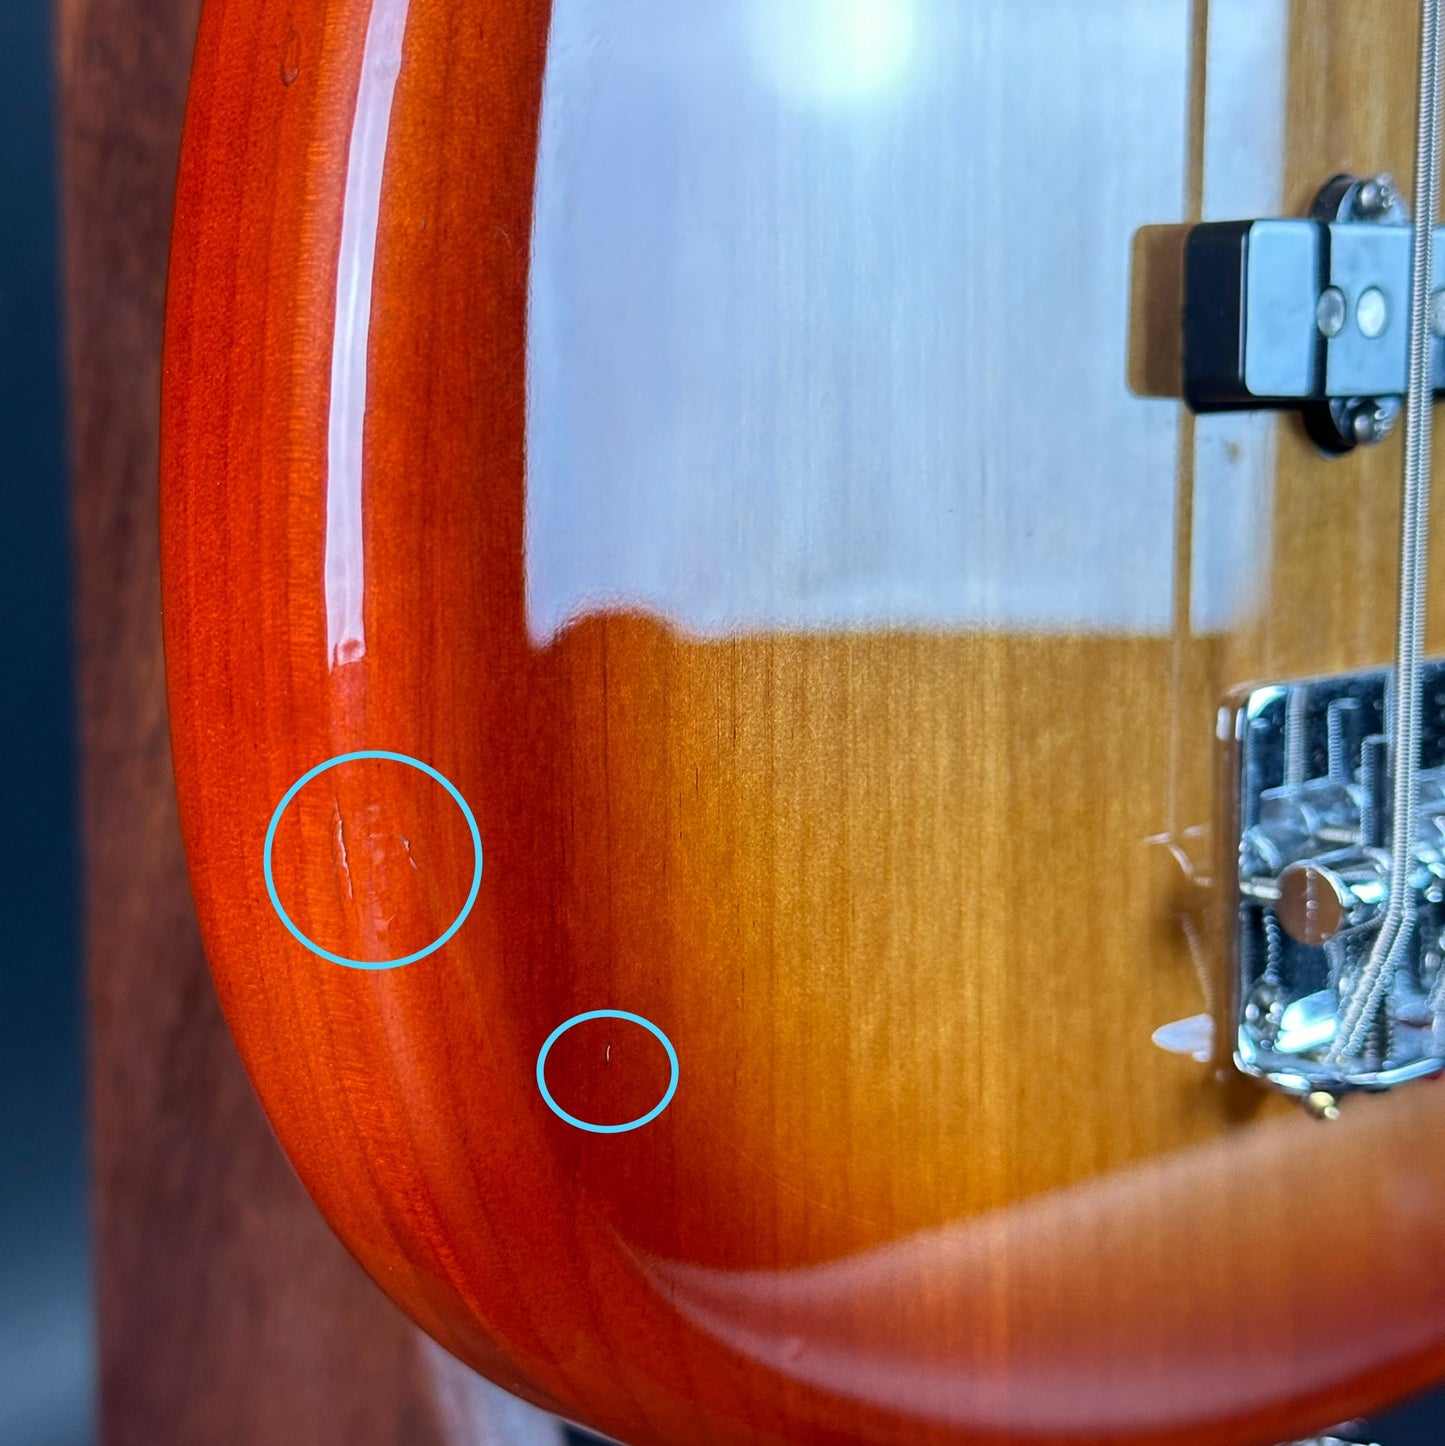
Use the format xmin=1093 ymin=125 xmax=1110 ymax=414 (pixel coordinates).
xmin=0 ymin=2 xmax=92 ymax=1443
xmin=0 ymin=0 xmax=1442 ymax=1442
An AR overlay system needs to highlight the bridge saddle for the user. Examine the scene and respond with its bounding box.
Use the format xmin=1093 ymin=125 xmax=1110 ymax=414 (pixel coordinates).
xmin=1228 ymin=661 xmax=1445 ymax=1095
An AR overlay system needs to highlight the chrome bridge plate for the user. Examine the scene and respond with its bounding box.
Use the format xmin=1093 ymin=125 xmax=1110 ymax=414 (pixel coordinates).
xmin=1229 ymin=661 xmax=1445 ymax=1094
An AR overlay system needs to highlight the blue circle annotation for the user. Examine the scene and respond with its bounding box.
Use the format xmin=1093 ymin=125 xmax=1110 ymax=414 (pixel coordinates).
xmin=262 ymin=749 xmax=482 ymax=971
xmin=536 ymin=1010 xmax=679 ymax=1134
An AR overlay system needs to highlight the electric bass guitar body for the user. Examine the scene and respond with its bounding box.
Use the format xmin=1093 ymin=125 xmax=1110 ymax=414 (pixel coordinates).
xmin=161 ymin=1 xmax=1445 ymax=1441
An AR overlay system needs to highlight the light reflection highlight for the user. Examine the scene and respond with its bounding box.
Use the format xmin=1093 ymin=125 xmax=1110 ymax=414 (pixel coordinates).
xmin=749 ymin=0 xmax=917 ymax=107
xmin=324 ymin=0 xmax=410 ymax=669
xmin=525 ymin=1 xmax=1200 ymax=644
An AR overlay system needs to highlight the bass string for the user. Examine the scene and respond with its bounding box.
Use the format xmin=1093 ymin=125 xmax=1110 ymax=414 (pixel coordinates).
xmin=1335 ymin=0 xmax=1444 ymax=1061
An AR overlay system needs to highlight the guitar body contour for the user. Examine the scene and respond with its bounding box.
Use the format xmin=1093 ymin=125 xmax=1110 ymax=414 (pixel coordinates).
xmin=161 ymin=1 xmax=1445 ymax=1441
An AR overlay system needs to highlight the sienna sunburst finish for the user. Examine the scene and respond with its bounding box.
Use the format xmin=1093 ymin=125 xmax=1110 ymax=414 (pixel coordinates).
xmin=161 ymin=1 xmax=1445 ymax=1441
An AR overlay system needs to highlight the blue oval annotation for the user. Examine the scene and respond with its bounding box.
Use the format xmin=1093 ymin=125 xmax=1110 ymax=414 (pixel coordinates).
xmin=536 ymin=1010 xmax=679 ymax=1134
xmin=262 ymin=749 xmax=482 ymax=970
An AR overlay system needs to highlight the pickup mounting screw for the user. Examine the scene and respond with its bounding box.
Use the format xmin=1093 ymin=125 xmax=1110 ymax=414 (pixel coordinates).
xmin=1353 ymin=172 xmax=1399 ymax=219
xmin=1346 ymin=399 xmax=1398 ymax=446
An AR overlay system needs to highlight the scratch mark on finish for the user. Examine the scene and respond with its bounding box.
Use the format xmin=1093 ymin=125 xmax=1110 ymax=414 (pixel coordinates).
xmin=332 ymin=798 xmax=355 ymax=900
xmin=720 ymin=1135 xmax=886 ymax=1231
xmin=281 ymin=29 xmax=301 ymax=86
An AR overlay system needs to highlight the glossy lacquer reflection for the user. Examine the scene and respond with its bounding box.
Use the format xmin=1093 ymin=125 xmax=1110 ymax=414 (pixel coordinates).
xmin=325 ymin=0 xmax=408 ymax=667
xmin=161 ymin=1 xmax=1445 ymax=1443
xmin=526 ymin=0 xmax=1288 ymax=641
